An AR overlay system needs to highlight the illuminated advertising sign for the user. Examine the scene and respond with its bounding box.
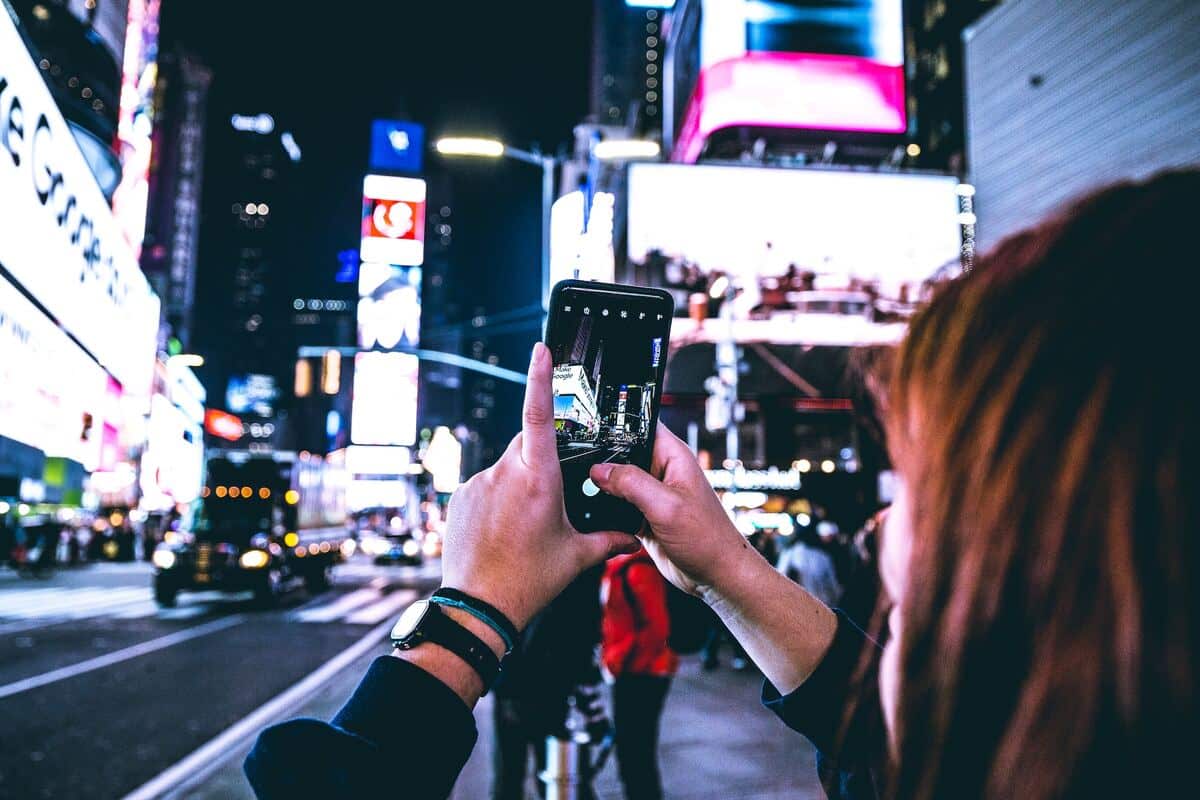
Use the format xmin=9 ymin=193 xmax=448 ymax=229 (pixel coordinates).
xmin=628 ymin=163 xmax=961 ymax=299
xmin=111 ymin=0 xmax=161 ymax=258
xmin=360 ymin=175 xmax=426 ymax=266
xmin=0 ymin=275 xmax=112 ymax=471
xmin=675 ymin=0 xmax=906 ymax=162
xmin=140 ymin=393 xmax=204 ymax=511
xmin=351 ymin=352 xmax=419 ymax=447
xmin=345 ymin=444 xmax=411 ymax=475
xmin=423 ymin=427 xmax=462 ymax=494
xmin=204 ymin=409 xmax=244 ymax=442
xmin=357 ymin=264 xmax=422 ymax=350
xmin=0 ymin=15 xmax=161 ymax=394
xmin=369 ymin=120 xmax=425 ymax=174
xmin=226 ymin=374 xmax=279 ymax=417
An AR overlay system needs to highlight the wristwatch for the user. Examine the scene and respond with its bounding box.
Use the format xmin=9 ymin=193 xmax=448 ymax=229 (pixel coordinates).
xmin=390 ymin=599 xmax=502 ymax=691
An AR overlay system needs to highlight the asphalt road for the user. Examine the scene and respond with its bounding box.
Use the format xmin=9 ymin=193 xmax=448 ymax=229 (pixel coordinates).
xmin=0 ymin=557 xmax=440 ymax=799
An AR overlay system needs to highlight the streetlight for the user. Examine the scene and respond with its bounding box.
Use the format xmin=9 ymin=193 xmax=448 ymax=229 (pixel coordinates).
xmin=435 ymin=136 xmax=557 ymax=312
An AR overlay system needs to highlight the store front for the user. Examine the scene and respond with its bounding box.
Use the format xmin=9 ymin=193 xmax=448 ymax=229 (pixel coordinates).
xmin=1 ymin=14 xmax=160 ymax=539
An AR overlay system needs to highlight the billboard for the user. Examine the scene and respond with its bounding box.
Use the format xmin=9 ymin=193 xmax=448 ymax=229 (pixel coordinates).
xmin=627 ymin=163 xmax=961 ymax=299
xmin=1 ymin=13 xmax=161 ymax=394
xmin=204 ymin=409 xmax=244 ymax=442
xmin=139 ymin=393 xmax=204 ymax=511
xmin=357 ymin=263 xmax=422 ymax=350
xmin=675 ymin=0 xmax=906 ymax=162
xmin=369 ymin=120 xmax=425 ymax=174
xmin=226 ymin=374 xmax=279 ymax=417
xmin=360 ymin=175 xmax=426 ymax=266
xmin=111 ymin=0 xmax=161 ymax=258
xmin=0 ymin=275 xmax=114 ymax=472
xmin=351 ymin=352 xmax=418 ymax=447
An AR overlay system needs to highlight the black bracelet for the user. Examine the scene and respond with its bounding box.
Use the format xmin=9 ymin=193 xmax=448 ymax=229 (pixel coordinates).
xmin=432 ymin=587 xmax=520 ymax=654
xmin=392 ymin=602 xmax=502 ymax=691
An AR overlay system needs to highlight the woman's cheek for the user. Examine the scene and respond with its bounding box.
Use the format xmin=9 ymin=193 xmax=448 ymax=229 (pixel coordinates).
xmin=879 ymin=606 xmax=903 ymax=754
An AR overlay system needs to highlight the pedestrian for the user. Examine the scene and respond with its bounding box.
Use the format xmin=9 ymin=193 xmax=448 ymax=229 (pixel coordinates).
xmin=245 ymin=170 xmax=1199 ymax=800
xmin=601 ymin=547 xmax=677 ymax=800
xmin=491 ymin=566 xmax=607 ymax=800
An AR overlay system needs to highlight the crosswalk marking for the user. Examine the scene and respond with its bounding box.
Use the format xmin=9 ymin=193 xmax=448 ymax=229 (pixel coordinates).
xmin=0 ymin=580 xmax=423 ymax=629
xmin=292 ymin=583 xmax=384 ymax=623
xmin=0 ymin=587 xmax=150 ymax=619
xmin=345 ymin=589 xmax=418 ymax=625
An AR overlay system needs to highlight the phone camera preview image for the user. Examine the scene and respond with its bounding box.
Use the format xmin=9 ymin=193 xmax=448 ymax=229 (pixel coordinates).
xmin=548 ymin=282 xmax=671 ymax=533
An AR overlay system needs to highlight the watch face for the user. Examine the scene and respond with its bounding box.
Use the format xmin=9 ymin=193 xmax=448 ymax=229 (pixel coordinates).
xmin=390 ymin=599 xmax=430 ymax=642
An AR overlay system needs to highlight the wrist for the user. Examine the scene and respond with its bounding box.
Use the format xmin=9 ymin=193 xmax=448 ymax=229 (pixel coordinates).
xmin=699 ymin=535 xmax=771 ymax=610
xmin=440 ymin=580 xmax=532 ymax=632
xmin=392 ymin=644 xmax=484 ymax=708
xmin=439 ymin=605 xmax=507 ymax=661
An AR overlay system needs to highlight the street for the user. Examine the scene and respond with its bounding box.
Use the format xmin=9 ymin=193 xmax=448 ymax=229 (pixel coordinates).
xmin=0 ymin=559 xmax=823 ymax=800
xmin=0 ymin=557 xmax=439 ymax=798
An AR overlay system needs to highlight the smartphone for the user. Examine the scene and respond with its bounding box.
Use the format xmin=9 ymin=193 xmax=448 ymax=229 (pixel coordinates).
xmin=545 ymin=279 xmax=674 ymax=533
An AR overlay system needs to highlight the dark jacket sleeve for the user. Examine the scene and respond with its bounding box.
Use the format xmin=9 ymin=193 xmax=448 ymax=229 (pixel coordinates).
xmin=762 ymin=610 xmax=885 ymax=799
xmin=244 ymin=655 xmax=478 ymax=799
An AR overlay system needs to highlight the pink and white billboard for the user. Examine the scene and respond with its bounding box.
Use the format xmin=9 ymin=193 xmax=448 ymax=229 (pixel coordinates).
xmin=675 ymin=0 xmax=906 ymax=162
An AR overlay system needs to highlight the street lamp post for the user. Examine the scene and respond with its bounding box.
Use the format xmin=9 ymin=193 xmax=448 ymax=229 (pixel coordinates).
xmin=435 ymin=137 xmax=557 ymax=312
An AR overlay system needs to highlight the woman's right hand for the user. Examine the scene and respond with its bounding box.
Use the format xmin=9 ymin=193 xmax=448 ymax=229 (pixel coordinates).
xmin=589 ymin=424 xmax=754 ymax=599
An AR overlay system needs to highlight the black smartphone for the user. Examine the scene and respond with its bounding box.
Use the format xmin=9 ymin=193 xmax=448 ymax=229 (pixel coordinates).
xmin=545 ymin=279 xmax=674 ymax=533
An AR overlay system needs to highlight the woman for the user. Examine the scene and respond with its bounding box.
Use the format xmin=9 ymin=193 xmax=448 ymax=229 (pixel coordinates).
xmin=246 ymin=171 xmax=1196 ymax=799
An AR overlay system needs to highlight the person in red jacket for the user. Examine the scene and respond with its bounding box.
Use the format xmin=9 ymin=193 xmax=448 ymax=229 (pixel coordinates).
xmin=602 ymin=548 xmax=678 ymax=800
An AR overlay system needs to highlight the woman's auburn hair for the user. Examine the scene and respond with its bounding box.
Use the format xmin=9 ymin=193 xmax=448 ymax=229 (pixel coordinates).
xmin=885 ymin=170 xmax=1197 ymax=799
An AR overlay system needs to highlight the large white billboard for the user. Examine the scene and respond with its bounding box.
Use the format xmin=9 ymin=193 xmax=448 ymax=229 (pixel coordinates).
xmin=627 ymin=163 xmax=963 ymax=299
xmin=351 ymin=352 xmax=418 ymax=447
xmin=1 ymin=14 xmax=160 ymax=393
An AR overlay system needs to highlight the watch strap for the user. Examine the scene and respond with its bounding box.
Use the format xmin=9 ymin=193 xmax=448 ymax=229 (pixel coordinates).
xmin=431 ymin=587 xmax=519 ymax=654
xmin=393 ymin=602 xmax=502 ymax=691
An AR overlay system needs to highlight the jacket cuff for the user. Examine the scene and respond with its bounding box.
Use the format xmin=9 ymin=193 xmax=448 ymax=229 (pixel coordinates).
xmin=761 ymin=610 xmax=873 ymax=751
xmin=332 ymin=655 xmax=478 ymax=756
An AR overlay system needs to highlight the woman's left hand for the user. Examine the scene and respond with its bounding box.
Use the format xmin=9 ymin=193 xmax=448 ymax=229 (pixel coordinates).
xmin=440 ymin=342 xmax=639 ymax=630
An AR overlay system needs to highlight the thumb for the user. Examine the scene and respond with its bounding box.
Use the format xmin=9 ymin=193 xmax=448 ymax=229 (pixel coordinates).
xmin=590 ymin=463 xmax=673 ymax=516
xmin=574 ymin=530 xmax=640 ymax=568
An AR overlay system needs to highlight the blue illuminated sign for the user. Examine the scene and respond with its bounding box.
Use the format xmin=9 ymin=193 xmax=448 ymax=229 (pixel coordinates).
xmin=369 ymin=120 xmax=425 ymax=174
xmin=335 ymin=249 xmax=359 ymax=284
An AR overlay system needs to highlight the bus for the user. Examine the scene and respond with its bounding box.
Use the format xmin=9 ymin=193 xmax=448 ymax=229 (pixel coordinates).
xmin=151 ymin=450 xmax=350 ymax=606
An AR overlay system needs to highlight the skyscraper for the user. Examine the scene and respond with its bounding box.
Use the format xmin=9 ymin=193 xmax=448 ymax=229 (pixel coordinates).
xmin=190 ymin=109 xmax=302 ymax=451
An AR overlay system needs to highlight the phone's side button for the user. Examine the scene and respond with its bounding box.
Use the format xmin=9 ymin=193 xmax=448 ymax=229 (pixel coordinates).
xmin=581 ymin=478 xmax=601 ymax=497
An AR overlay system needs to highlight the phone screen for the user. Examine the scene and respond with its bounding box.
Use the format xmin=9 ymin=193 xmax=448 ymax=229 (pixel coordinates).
xmin=546 ymin=280 xmax=674 ymax=533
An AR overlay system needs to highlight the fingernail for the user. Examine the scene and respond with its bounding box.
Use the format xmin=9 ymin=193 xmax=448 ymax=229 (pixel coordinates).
xmin=592 ymin=463 xmax=614 ymax=482
xmin=530 ymin=341 xmax=546 ymax=367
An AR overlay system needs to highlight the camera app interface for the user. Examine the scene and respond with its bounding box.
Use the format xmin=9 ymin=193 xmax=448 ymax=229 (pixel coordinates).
xmin=550 ymin=287 xmax=670 ymax=526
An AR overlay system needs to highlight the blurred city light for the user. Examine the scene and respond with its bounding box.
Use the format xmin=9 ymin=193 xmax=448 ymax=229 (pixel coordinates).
xmin=435 ymin=136 xmax=505 ymax=158
xmin=230 ymin=112 xmax=274 ymax=133
xmin=321 ymin=349 xmax=340 ymax=395
xmin=592 ymin=138 xmax=661 ymax=160
xmin=167 ymin=353 xmax=204 ymax=368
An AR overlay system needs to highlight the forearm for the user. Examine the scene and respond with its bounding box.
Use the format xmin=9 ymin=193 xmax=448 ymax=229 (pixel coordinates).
xmin=703 ymin=545 xmax=838 ymax=694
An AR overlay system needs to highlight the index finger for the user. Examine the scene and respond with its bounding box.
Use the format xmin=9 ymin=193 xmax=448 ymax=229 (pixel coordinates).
xmin=521 ymin=342 xmax=558 ymax=469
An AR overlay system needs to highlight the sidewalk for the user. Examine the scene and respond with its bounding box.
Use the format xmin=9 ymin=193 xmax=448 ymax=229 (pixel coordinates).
xmin=181 ymin=654 xmax=823 ymax=800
